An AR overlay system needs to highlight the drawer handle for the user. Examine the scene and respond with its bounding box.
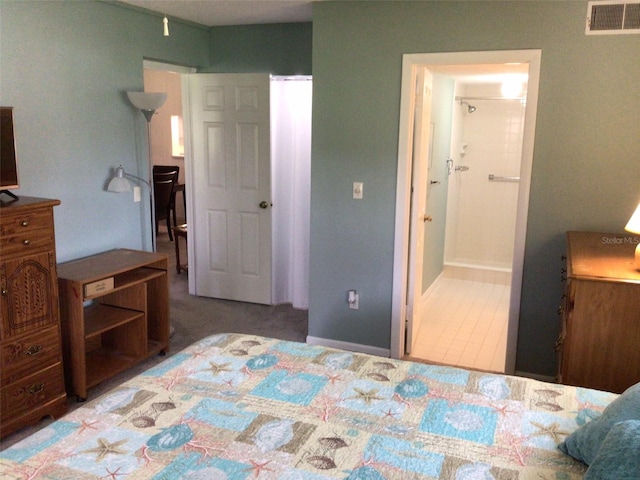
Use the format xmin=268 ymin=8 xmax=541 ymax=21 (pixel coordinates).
xmin=21 ymin=220 xmax=29 ymax=227
xmin=23 ymin=239 xmax=31 ymax=246
xmin=25 ymin=344 xmax=43 ymax=356
xmin=29 ymin=383 xmax=45 ymax=395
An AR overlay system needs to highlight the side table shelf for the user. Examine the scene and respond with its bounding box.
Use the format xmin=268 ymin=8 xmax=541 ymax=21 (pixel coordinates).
xmin=57 ymin=249 xmax=170 ymax=401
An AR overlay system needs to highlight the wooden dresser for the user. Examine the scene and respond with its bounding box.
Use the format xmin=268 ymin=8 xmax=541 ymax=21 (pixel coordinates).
xmin=0 ymin=196 xmax=67 ymax=437
xmin=558 ymin=231 xmax=640 ymax=393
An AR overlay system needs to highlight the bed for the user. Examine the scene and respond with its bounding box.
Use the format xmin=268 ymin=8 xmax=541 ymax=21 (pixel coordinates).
xmin=0 ymin=333 xmax=629 ymax=479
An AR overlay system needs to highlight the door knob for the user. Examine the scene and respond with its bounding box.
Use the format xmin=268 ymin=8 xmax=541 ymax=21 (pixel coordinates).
xmin=423 ymin=215 xmax=433 ymax=222
xmin=259 ymin=201 xmax=270 ymax=209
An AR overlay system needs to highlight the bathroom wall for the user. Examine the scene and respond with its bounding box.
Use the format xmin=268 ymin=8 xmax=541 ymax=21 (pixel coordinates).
xmin=444 ymin=83 xmax=526 ymax=271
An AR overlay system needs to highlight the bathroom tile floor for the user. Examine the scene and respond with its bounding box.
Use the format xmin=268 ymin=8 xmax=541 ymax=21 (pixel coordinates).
xmin=407 ymin=276 xmax=510 ymax=373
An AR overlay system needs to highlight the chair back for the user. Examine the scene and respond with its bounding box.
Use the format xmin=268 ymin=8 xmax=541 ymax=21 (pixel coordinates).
xmin=153 ymin=170 xmax=178 ymax=218
xmin=153 ymin=165 xmax=179 ymax=178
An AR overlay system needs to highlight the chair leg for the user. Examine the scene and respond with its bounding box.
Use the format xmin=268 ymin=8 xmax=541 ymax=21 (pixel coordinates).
xmin=172 ymin=204 xmax=178 ymax=231
xmin=167 ymin=216 xmax=173 ymax=241
xmin=174 ymin=229 xmax=181 ymax=273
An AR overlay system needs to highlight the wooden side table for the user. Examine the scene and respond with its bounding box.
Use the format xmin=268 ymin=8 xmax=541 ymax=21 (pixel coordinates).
xmin=173 ymin=224 xmax=188 ymax=274
xmin=57 ymin=249 xmax=170 ymax=401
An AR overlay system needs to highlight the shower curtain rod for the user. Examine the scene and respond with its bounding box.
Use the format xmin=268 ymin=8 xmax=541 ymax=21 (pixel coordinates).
xmin=455 ymin=96 xmax=525 ymax=101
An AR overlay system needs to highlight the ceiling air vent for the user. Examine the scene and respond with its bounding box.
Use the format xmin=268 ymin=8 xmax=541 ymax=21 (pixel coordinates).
xmin=586 ymin=1 xmax=640 ymax=34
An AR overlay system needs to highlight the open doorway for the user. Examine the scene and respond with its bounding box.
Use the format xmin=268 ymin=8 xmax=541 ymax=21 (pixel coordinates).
xmin=411 ymin=77 xmax=528 ymax=372
xmin=143 ymin=60 xmax=196 ymax=235
xmin=391 ymin=50 xmax=542 ymax=375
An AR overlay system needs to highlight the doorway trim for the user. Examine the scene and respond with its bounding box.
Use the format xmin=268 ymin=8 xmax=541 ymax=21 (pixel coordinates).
xmin=390 ymin=49 xmax=542 ymax=375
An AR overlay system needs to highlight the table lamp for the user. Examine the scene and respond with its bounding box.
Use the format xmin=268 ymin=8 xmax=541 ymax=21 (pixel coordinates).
xmin=624 ymin=201 xmax=640 ymax=270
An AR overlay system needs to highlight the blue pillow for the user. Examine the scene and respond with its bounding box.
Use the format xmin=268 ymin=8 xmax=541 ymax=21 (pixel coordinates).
xmin=584 ymin=420 xmax=640 ymax=479
xmin=558 ymin=382 xmax=640 ymax=465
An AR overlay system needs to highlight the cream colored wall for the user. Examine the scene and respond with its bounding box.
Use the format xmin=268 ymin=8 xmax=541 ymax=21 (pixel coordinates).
xmin=144 ymin=69 xmax=186 ymax=222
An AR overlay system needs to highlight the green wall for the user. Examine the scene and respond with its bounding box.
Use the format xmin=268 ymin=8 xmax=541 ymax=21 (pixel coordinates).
xmin=309 ymin=1 xmax=640 ymax=376
xmin=206 ymin=23 xmax=312 ymax=74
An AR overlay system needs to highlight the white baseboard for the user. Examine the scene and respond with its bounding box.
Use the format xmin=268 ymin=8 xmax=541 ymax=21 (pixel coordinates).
xmin=420 ymin=270 xmax=444 ymax=306
xmin=306 ymin=336 xmax=390 ymax=358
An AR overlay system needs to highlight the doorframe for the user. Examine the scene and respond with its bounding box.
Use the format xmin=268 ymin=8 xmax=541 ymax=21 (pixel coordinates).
xmin=390 ymin=50 xmax=542 ymax=375
xmin=181 ymin=73 xmax=196 ymax=294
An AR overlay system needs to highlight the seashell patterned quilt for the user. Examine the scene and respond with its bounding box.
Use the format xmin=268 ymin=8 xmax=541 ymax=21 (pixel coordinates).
xmin=0 ymin=334 xmax=617 ymax=479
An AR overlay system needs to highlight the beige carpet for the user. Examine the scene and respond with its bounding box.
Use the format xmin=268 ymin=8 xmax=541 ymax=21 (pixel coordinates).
xmin=0 ymin=232 xmax=308 ymax=449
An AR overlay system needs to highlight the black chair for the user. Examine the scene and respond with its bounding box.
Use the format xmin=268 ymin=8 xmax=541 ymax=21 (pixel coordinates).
xmin=153 ymin=166 xmax=179 ymax=241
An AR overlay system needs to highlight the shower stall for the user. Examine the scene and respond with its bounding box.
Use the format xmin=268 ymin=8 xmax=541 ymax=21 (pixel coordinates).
xmin=443 ymin=83 xmax=527 ymax=285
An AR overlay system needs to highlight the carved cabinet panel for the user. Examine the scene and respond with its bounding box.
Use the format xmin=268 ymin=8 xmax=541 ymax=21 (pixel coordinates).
xmin=1 ymin=251 xmax=59 ymax=338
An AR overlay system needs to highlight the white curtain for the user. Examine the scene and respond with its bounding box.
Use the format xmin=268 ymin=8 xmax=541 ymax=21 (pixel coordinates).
xmin=270 ymin=76 xmax=312 ymax=309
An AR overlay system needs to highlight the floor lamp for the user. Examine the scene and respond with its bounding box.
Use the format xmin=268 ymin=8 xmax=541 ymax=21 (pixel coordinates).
xmin=127 ymin=91 xmax=167 ymax=252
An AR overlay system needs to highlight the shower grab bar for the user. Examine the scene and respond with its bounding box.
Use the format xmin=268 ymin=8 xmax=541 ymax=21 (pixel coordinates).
xmin=488 ymin=174 xmax=520 ymax=182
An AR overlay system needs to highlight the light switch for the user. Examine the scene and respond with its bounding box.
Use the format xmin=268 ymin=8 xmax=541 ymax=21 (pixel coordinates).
xmin=133 ymin=186 xmax=141 ymax=202
xmin=353 ymin=182 xmax=363 ymax=199
xmin=348 ymin=289 xmax=359 ymax=309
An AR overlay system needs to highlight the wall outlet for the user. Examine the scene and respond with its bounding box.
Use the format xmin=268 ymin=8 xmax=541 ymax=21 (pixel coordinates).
xmin=133 ymin=186 xmax=141 ymax=202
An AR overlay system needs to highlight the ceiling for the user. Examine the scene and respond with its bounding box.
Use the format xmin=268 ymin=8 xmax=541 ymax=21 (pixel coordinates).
xmin=118 ymin=0 xmax=317 ymax=26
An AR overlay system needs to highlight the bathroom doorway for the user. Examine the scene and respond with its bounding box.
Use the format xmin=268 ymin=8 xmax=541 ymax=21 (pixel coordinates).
xmin=391 ymin=50 xmax=542 ymax=375
xmin=413 ymin=80 xmax=527 ymax=372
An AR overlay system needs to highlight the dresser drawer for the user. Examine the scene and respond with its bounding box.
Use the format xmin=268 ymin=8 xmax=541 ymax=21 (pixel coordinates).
xmin=0 ymin=227 xmax=55 ymax=257
xmin=0 ymin=208 xmax=54 ymax=237
xmin=1 ymin=363 xmax=66 ymax=419
xmin=1 ymin=327 xmax=63 ymax=386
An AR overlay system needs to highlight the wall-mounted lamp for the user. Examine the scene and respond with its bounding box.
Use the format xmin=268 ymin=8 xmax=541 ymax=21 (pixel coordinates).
xmin=624 ymin=201 xmax=640 ymax=270
xmin=107 ymin=165 xmax=150 ymax=193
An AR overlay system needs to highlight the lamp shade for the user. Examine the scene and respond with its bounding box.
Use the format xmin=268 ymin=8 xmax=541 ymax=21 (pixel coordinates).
xmin=127 ymin=92 xmax=167 ymax=111
xmin=625 ymin=202 xmax=640 ymax=234
xmin=107 ymin=166 xmax=132 ymax=193
xmin=625 ymin=201 xmax=640 ymax=271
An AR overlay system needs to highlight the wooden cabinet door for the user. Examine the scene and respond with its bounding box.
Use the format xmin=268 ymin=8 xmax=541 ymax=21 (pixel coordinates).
xmin=0 ymin=251 xmax=59 ymax=339
xmin=562 ymin=279 xmax=640 ymax=393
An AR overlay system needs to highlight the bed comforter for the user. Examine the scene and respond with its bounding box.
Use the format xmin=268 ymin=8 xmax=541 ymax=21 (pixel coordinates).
xmin=0 ymin=333 xmax=616 ymax=479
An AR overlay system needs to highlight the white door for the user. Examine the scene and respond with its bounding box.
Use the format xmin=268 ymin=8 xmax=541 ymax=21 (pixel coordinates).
xmin=405 ymin=67 xmax=433 ymax=355
xmin=184 ymin=73 xmax=272 ymax=304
